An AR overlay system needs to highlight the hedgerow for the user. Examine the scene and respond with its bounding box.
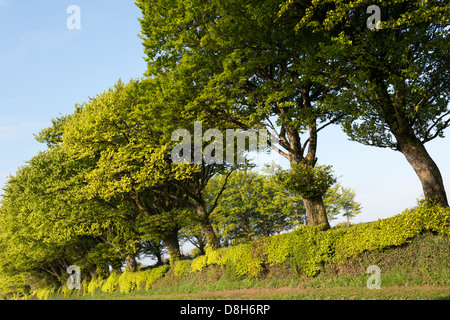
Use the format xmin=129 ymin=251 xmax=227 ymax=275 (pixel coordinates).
xmin=116 ymin=265 xmax=171 ymax=294
xmin=334 ymin=200 xmax=450 ymax=261
xmin=87 ymin=275 xmax=104 ymax=295
xmin=101 ymin=272 xmax=120 ymax=293
xmin=32 ymin=201 xmax=448 ymax=299
xmin=193 ymin=201 xmax=449 ymax=278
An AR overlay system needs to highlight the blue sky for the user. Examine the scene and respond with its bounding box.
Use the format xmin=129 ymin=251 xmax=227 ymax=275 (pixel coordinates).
xmin=0 ymin=1 xmax=146 ymax=191
xmin=0 ymin=0 xmax=449 ymax=232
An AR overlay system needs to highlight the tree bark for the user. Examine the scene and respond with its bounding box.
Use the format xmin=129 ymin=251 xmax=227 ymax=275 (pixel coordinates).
xmin=301 ymin=119 xmax=331 ymax=230
xmin=125 ymin=253 xmax=138 ymax=272
xmin=395 ymin=132 xmax=448 ymax=207
xmin=162 ymin=229 xmax=182 ymax=263
xmin=196 ymin=204 xmax=221 ymax=250
xmin=302 ymin=195 xmax=331 ymax=229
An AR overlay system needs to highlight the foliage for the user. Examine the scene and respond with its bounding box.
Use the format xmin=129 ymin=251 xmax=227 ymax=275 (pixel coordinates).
xmin=292 ymin=0 xmax=450 ymax=148
xmin=278 ymin=163 xmax=336 ymax=199
xmin=118 ymin=269 xmax=138 ymax=294
xmin=173 ymin=260 xmax=193 ymax=278
xmin=87 ymin=276 xmax=104 ymax=296
xmin=34 ymin=287 xmax=56 ymax=300
xmin=264 ymin=225 xmax=346 ymax=277
xmin=136 ymin=0 xmax=345 ymax=228
xmin=28 ymin=201 xmax=449 ymax=299
xmin=101 ymin=272 xmax=120 ymax=294
xmin=62 ymin=79 xmax=196 ymax=201
xmin=207 ymin=166 xmax=305 ymax=245
xmin=323 ymin=183 xmax=362 ymax=222
xmin=0 ymin=147 xmax=115 ymax=292
xmin=190 ymin=255 xmax=208 ymax=273
xmin=141 ymin=265 xmax=171 ymax=291
xmin=1 ymin=0 xmax=449 ymax=300
xmin=190 ymin=201 xmax=449 ymax=278
xmin=290 ymin=0 xmax=450 ymax=205
xmin=73 ymin=265 xmax=171 ymax=297
xmin=335 ymin=200 xmax=450 ymax=261
xmin=62 ymin=77 xmax=234 ymax=259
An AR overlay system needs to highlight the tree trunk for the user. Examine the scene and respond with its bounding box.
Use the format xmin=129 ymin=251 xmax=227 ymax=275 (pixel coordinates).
xmin=162 ymin=229 xmax=182 ymax=263
xmin=286 ymin=123 xmax=331 ymax=230
xmin=154 ymin=249 xmax=163 ymax=266
xmin=125 ymin=253 xmax=138 ymax=272
xmin=196 ymin=203 xmax=221 ymax=250
xmin=395 ymin=132 xmax=448 ymax=207
xmin=302 ymin=195 xmax=331 ymax=230
xmin=367 ymin=71 xmax=449 ymax=208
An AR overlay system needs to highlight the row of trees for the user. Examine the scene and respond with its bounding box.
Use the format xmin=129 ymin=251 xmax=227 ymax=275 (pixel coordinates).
xmin=135 ymin=0 xmax=449 ymax=217
xmin=0 ymin=116 xmax=360 ymax=289
xmin=0 ymin=0 xmax=448 ymax=292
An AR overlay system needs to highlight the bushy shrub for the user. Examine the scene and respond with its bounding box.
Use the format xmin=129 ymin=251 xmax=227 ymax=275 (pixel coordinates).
xmin=205 ymin=246 xmax=224 ymax=265
xmin=47 ymin=201 xmax=450 ymax=298
xmin=78 ymin=278 xmax=89 ymax=297
xmin=35 ymin=287 xmax=56 ymax=300
xmin=58 ymin=282 xmax=74 ymax=298
xmin=118 ymin=269 xmax=137 ymax=294
xmin=190 ymin=255 xmax=208 ymax=272
xmin=263 ymin=226 xmax=346 ymax=277
xmin=101 ymin=272 xmax=120 ymax=293
xmin=87 ymin=276 xmax=104 ymax=295
xmin=220 ymin=243 xmax=263 ymax=278
xmin=202 ymin=242 xmax=264 ymax=278
xmin=141 ymin=265 xmax=170 ymax=291
xmin=264 ymin=232 xmax=296 ymax=266
xmin=173 ymin=260 xmax=192 ymax=277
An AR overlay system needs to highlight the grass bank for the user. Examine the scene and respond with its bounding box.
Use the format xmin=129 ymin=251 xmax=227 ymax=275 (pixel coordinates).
xmin=30 ymin=203 xmax=450 ymax=300
xmin=48 ymin=231 xmax=449 ymax=300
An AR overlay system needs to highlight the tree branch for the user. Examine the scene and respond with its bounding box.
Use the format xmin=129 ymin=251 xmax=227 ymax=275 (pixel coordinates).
xmin=207 ymin=168 xmax=234 ymax=215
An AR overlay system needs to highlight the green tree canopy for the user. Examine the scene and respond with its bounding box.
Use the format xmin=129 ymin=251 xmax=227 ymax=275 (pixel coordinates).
xmin=207 ymin=167 xmax=305 ymax=245
xmin=289 ymin=0 xmax=450 ymax=207
xmin=136 ymin=0 xmax=350 ymax=229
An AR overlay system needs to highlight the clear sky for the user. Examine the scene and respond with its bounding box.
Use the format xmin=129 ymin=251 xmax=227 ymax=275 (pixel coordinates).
xmin=0 ymin=0 xmax=449 ymax=235
xmin=0 ymin=0 xmax=146 ymax=191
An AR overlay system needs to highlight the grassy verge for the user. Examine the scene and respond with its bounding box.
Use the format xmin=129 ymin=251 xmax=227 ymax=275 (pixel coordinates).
xmin=50 ymin=232 xmax=450 ymax=300
xmin=112 ymin=286 xmax=450 ymax=300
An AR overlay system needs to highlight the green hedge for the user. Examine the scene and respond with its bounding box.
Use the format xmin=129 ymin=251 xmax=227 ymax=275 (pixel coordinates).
xmin=34 ymin=201 xmax=449 ymax=299
xmin=334 ymin=201 xmax=450 ymax=261
xmin=188 ymin=201 xmax=450 ymax=278
xmin=54 ymin=264 xmax=171 ymax=298
xmin=116 ymin=265 xmax=170 ymax=294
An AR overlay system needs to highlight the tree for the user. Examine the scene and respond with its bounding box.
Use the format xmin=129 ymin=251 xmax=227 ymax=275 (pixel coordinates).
xmin=62 ymin=78 xmax=225 ymax=262
xmin=179 ymin=218 xmax=209 ymax=256
xmin=292 ymin=0 xmax=450 ymax=207
xmin=323 ymin=183 xmax=362 ymax=226
xmin=277 ymin=162 xmax=337 ymax=227
xmin=172 ymin=161 xmax=236 ymax=250
xmin=206 ymin=167 xmax=305 ymax=245
xmin=35 ymin=114 xmax=151 ymax=272
xmin=138 ymin=240 xmax=167 ymax=266
xmin=0 ymin=148 xmax=110 ymax=291
xmin=136 ymin=0 xmax=346 ymax=229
